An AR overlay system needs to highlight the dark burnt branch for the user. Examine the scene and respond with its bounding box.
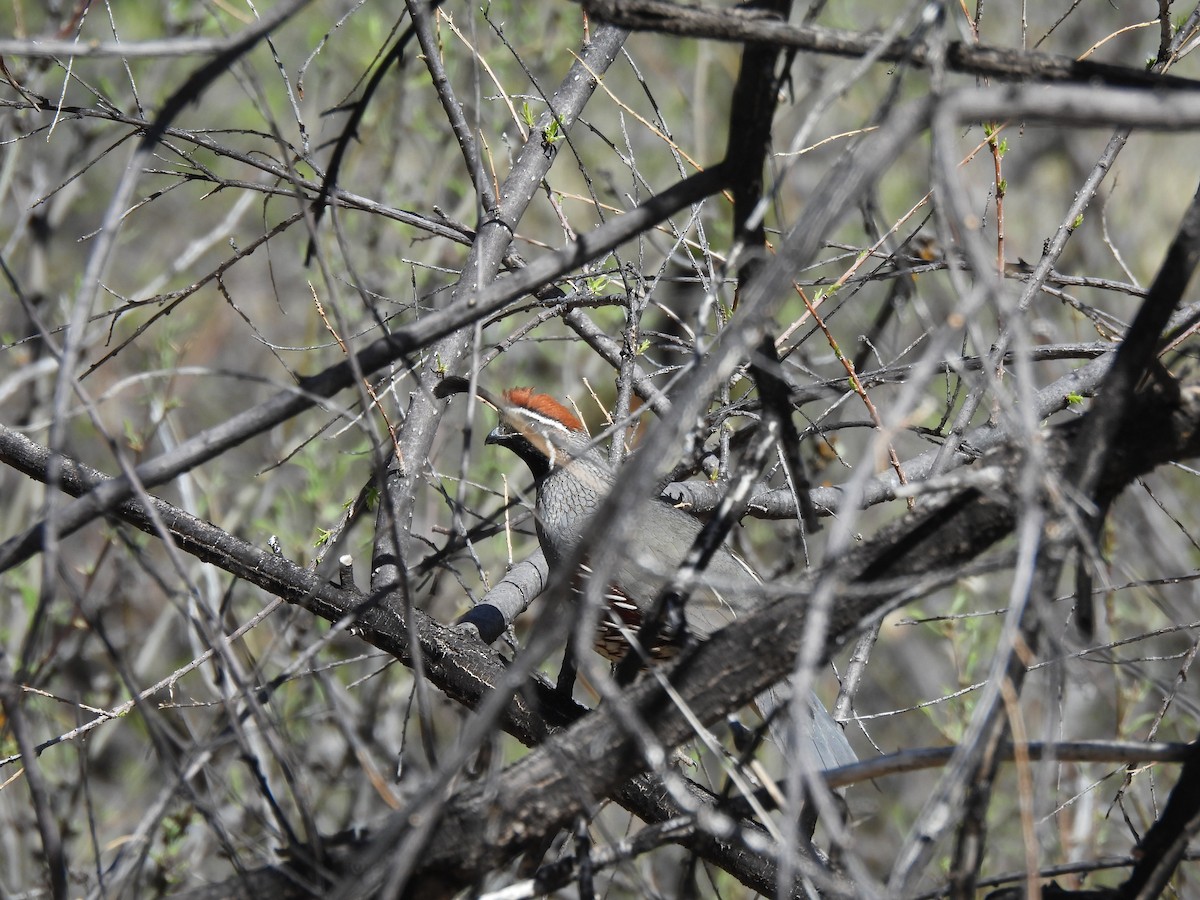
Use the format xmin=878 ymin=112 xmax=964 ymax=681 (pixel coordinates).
xmin=583 ymin=0 xmax=1200 ymax=90
xmin=1119 ymin=737 xmax=1200 ymax=898
xmin=723 ymin=0 xmax=792 ymax=294
xmin=1066 ymin=179 xmax=1200 ymax=631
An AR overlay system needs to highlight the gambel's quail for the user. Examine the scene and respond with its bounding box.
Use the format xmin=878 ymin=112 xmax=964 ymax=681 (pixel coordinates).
xmin=447 ymin=380 xmax=857 ymax=770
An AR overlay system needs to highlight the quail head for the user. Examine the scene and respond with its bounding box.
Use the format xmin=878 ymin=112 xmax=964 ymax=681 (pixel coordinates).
xmin=478 ymin=384 xmax=857 ymax=770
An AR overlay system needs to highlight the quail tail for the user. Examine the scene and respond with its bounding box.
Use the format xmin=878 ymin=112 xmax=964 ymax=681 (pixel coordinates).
xmin=756 ymin=684 xmax=858 ymax=772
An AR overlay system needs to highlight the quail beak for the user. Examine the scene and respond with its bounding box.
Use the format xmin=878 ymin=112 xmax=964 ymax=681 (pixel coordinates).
xmin=485 ymin=423 xmax=514 ymax=445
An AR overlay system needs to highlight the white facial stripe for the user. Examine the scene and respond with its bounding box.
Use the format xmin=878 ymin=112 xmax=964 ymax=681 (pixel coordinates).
xmin=506 ymin=406 xmax=578 ymax=469
xmin=511 ymin=408 xmax=575 ymax=434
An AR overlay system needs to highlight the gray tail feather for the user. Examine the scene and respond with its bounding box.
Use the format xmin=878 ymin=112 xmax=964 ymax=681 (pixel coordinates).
xmin=756 ymin=684 xmax=858 ymax=772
